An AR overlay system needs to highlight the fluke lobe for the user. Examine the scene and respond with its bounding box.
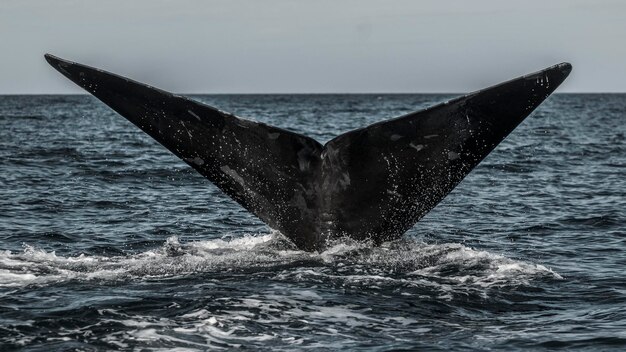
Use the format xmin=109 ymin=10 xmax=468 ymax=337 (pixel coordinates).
xmin=45 ymin=54 xmax=571 ymax=251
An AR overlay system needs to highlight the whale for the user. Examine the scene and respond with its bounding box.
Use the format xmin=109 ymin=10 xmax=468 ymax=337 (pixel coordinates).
xmin=45 ymin=54 xmax=571 ymax=251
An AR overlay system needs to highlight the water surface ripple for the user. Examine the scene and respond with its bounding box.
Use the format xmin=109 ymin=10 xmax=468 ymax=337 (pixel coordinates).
xmin=0 ymin=94 xmax=624 ymax=350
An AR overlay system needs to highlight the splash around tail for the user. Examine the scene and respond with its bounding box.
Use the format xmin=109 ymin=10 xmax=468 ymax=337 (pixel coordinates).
xmin=0 ymin=232 xmax=561 ymax=293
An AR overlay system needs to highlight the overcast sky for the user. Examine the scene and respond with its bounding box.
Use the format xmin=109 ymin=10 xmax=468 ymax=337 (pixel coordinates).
xmin=1 ymin=0 xmax=624 ymax=94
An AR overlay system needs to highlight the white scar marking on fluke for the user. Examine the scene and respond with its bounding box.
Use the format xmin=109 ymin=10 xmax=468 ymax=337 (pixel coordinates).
xmin=339 ymin=172 xmax=351 ymax=188
xmin=424 ymin=134 xmax=439 ymax=139
xmin=387 ymin=189 xmax=401 ymax=197
xmin=409 ymin=143 xmax=424 ymax=152
xmin=390 ymin=134 xmax=402 ymax=141
xmin=220 ymin=166 xmax=245 ymax=187
xmin=56 ymin=63 xmax=71 ymax=76
xmin=447 ymin=151 xmax=460 ymax=160
xmin=186 ymin=156 xmax=204 ymax=166
xmin=268 ymin=133 xmax=280 ymax=140
xmin=187 ymin=110 xmax=201 ymax=121
xmin=180 ymin=121 xmax=193 ymax=140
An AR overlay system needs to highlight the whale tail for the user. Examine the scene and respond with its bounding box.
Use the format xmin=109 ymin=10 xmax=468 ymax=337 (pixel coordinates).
xmin=45 ymin=54 xmax=571 ymax=251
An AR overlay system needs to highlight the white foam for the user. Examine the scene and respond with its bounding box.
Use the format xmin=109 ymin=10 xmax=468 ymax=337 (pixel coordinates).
xmin=409 ymin=243 xmax=562 ymax=289
xmin=0 ymin=233 xmax=561 ymax=293
xmin=4 ymin=234 xmax=559 ymax=350
xmin=0 ymin=234 xmax=279 ymax=288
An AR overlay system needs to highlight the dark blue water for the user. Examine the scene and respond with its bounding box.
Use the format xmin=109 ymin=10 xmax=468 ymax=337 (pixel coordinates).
xmin=0 ymin=94 xmax=624 ymax=351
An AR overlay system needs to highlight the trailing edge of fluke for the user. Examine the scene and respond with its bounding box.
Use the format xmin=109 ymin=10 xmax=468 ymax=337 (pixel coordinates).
xmin=45 ymin=54 xmax=572 ymax=251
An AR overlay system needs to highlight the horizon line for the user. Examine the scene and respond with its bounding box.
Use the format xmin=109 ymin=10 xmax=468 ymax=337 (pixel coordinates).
xmin=0 ymin=91 xmax=624 ymax=96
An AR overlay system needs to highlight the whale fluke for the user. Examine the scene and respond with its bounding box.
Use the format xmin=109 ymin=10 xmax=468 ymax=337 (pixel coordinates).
xmin=45 ymin=54 xmax=571 ymax=251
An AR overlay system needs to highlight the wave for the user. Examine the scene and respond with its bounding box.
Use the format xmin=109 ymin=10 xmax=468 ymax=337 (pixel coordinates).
xmin=0 ymin=233 xmax=561 ymax=292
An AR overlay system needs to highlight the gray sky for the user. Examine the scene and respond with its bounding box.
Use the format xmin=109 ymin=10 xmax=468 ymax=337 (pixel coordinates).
xmin=1 ymin=0 xmax=624 ymax=94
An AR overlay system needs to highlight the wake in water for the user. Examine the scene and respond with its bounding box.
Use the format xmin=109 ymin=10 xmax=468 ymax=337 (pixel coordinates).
xmin=0 ymin=233 xmax=561 ymax=294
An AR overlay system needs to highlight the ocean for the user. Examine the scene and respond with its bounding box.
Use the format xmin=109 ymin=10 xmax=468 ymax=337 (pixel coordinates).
xmin=0 ymin=94 xmax=624 ymax=350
